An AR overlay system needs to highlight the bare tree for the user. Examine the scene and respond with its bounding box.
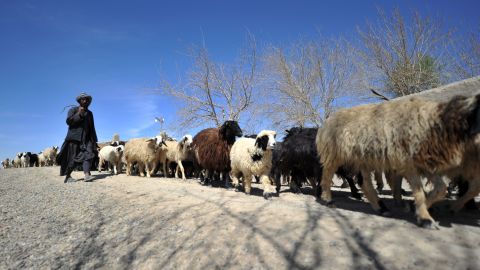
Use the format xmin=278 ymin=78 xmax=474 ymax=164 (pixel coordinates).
xmin=358 ymin=8 xmax=453 ymax=97
xmin=451 ymin=27 xmax=480 ymax=79
xmin=159 ymin=34 xmax=259 ymax=129
xmin=262 ymin=37 xmax=360 ymax=129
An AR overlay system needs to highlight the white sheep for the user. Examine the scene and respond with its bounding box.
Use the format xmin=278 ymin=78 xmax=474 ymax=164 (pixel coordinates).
xmin=230 ymin=130 xmax=277 ymax=199
xmin=98 ymin=145 xmax=125 ymax=175
xmin=316 ymin=94 xmax=480 ymax=228
xmin=123 ymin=135 xmax=167 ymax=177
xmin=164 ymin=135 xmax=193 ymax=180
xmin=37 ymin=152 xmax=46 ymax=167
xmin=14 ymin=153 xmax=22 ymax=168
xmin=20 ymin=152 xmax=30 ymax=168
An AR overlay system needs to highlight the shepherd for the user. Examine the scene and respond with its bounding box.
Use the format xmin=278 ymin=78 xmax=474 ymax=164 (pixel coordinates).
xmin=57 ymin=92 xmax=98 ymax=183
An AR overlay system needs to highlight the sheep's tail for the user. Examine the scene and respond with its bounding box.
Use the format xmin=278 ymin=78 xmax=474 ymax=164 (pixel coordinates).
xmin=61 ymin=104 xmax=76 ymax=113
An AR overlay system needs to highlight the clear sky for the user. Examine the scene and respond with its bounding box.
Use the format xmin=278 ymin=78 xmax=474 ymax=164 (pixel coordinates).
xmin=0 ymin=0 xmax=479 ymax=160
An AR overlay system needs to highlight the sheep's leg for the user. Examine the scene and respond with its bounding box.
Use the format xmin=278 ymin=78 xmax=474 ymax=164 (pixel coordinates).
xmin=230 ymin=170 xmax=241 ymax=191
xmin=145 ymin=162 xmax=153 ymax=178
xmin=374 ymin=171 xmax=384 ymax=194
xmin=406 ymin=176 xmax=439 ymax=229
xmin=320 ymin=165 xmax=336 ymax=206
xmin=126 ymin=161 xmax=131 ymax=176
xmin=113 ymin=161 xmax=118 ymax=175
xmin=336 ymin=167 xmax=361 ymax=200
xmin=174 ymin=164 xmax=180 ymax=178
xmin=360 ymin=170 xmax=390 ymax=216
xmin=451 ymin=179 xmax=480 ymax=212
xmin=244 ymin=173 xmax=253 ymax=195
xmin=425 ymin=175 xmax=447 ymax=209
xmin=307 ymin=176 xmax=317 ymax=196
xmin=139 ymin=163 xmax=145 ymax=177
xmin=261 ymin=174 xmax=275 ymax=199
xmin=162 ymin=162 xmax=167 ymax=178
xmin=274 ymin=169 xmax=282 ymax=195
xmin=385 ymin=171 xmax=405 ymax=208
xmin=177 ymin=160 xmax=186 ymax=180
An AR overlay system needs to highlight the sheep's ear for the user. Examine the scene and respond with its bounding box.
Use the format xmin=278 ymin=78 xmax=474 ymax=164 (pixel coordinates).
xmin=145 ymin=138 xmax=154 ymax=142
xmin=219 ymin=124 xmax=226 ymax=136
xmin=469 ymin=94 xmax=480 ymax=135
xmin=117 ymin=146 xmax=122 ymax=152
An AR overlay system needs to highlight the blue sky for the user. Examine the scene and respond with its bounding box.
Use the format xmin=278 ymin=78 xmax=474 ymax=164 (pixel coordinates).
xmin=0 ymin=0 xmax=479 ymax=160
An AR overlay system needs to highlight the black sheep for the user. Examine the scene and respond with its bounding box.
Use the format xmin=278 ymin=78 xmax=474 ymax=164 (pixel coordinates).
xmin=276 ymin=127 xmax=361 ymax=199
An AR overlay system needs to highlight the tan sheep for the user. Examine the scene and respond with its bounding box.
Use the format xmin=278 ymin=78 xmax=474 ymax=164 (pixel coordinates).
xmin=123 ymin=135 xmax=167 ymax=177
xmin=42 ymin=146 xmax=58 ymax=166
xmin=316 ymin=94 xmax=480 ymax=228
xmin=162 ymin=135 xmax=193 ymax=180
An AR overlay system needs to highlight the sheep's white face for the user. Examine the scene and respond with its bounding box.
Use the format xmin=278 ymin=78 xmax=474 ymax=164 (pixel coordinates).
xmin=154 ymin=135 xmax=167 ymax=147
xmin=266 ymin=134 xmax=276 ymax=150
xmin=255 ymin=130 xmax=277 ymax=150
xmin=116 ymin=145 xmax=125 ymax=153
xmin=182 ymin=135 xmax=193 ymax=147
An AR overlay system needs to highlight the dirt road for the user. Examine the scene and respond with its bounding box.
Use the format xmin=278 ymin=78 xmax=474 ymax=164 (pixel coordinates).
xmin=1 ymin=167 xmax=479 ymax=269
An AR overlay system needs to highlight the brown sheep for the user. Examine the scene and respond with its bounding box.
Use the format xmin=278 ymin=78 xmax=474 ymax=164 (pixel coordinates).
xmin=192 ymin=120 xmax=243 ymax=187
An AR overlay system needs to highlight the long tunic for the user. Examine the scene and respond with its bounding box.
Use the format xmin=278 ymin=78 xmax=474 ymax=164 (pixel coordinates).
xmin=57 ymin=106 xmax=98 ymax=176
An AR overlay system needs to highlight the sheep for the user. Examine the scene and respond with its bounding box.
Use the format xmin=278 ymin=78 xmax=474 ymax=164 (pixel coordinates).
xmin=163 ymin=135 xmax=194 ymax=180
xmin=37 ymin=152 xmax=46 ymax=167
xmin=230 ymin=130 xmax=277 ymax=198
xmin=276 ymin=127 xmax=362 ymax=199
xmin=123 ymin=135 xmax=167 ymax=177
xmin=42 ymin=146 xmax=58 ymax=166
xmin=28 ymin=152 xmax=39 ymax=167
xmin=20 ymin=152 xmax=30 ymax=168
xmin=192 ymin=120 xmax=243 ymax=187
xmin=13 ymin=153 xmax=22 ymax=168
xmin=316 ymin=94 xmax=480 ymax=228
xmin=1 ymin=158 xmax=10 ymax=169
xmin=98 ymin=145 xmax=125 ymax=174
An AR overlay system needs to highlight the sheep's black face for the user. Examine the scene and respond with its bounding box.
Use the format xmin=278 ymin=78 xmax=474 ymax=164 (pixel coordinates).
xmin=220 ymin=121 xmax=243 ymax=141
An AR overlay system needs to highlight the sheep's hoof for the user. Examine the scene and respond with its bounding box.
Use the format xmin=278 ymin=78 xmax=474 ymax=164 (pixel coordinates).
xmin=326 ymin=201 xmax=336 ymax=208
xmin=378 ymin=200 xmax=391 ymax=217
xmin=263 ymin=192 xmax=274 ymax=200
xmin=350 ymin=192 xmax=362 ymax=200
xmin=418 ymin=219 xmax=439 ymax=230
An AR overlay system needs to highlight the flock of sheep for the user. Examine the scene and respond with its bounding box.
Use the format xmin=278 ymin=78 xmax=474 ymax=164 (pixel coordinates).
xmin=2 ymin=92 xmax=480 ymax=229
xmin=2 ymin=146 xmax=58 ymax=169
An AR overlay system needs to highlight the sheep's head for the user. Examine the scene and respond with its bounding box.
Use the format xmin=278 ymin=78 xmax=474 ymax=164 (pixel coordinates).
xmin=116 ymin=145 xmax=125 ymax=154
xmin=180 ymin=134 xmax=193 ymax=149
xmin=284 ymin=126 xmax=305 ymax=140
xmin=151 ymin=135 xmax=168 ymax=147
xmin=17 ymin=153 xmax=23 ymax=158
xmin=110 ymin=141 xmax=120 ymax=147
xmin=220 ymin=120 xmax=243 ymax=143
xmin=255 ymin=130 xmax=277 ymax=151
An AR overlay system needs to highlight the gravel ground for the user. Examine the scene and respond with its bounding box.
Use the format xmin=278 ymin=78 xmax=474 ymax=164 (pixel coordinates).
xmin=1 ymin=167 xmax=479 ymax=270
